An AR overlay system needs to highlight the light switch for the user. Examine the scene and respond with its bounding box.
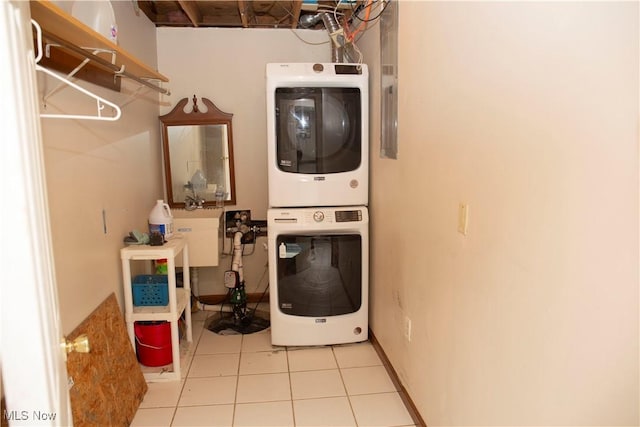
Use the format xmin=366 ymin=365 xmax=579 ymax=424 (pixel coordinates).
xmin=458 ymin=203 xmax=469 ymax=236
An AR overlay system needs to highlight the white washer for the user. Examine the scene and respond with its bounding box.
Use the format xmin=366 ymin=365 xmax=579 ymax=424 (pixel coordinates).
xmin=268 ymin=206 xmax=369 ymax=346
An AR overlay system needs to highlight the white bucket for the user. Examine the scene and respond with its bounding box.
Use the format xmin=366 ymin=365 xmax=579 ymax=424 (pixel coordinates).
xmin=148 ymin=200 xmax=174 ymax=239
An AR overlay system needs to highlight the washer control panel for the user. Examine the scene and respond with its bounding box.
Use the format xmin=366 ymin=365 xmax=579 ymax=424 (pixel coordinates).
xmin=303 ymin=209 xmax=363 ymax=224
xmin=335 ymin=210 xmax=363 ymax=223
xmin=272 ymin=208 xmax=366 ymax=225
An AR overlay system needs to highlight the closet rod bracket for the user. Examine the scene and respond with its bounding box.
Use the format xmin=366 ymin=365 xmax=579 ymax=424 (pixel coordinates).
xmin=32 ymin=19 xmax=122 ymax=121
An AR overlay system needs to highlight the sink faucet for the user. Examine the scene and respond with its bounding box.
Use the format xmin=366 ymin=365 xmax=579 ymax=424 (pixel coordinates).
xmin=184 ymin=181 xmax=205 ymax=210
xmin=185 ymin=194 xmax=205 ymax=210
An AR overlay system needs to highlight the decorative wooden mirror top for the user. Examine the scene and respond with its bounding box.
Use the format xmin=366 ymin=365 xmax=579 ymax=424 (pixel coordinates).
xmin=160 ymin=96 xmax=236 ymax=209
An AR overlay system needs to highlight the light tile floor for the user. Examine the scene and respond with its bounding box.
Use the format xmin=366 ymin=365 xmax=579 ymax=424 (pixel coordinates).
xmin=131 ymin=310 xmax=416 ymax=427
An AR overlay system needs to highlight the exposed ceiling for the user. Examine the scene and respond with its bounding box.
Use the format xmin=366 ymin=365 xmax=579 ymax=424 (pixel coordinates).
xmin=136 ymin=1 xmax=358 ymax=29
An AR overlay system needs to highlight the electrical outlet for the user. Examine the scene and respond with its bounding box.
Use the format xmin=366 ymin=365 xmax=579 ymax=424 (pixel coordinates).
xmin=404 ymin=316 xmax=412 ymax=342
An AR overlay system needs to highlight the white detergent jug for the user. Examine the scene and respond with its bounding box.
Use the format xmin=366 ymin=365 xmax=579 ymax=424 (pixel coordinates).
xmin=148 ymin=200 xmax=174 ymax=239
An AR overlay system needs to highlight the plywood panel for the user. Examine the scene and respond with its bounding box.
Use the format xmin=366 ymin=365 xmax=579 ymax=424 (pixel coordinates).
xmin=66 ymin=293 xmax=147 ymax=426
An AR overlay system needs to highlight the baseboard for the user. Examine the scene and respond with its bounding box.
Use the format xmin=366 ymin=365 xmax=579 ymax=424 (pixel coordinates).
xmin=369 ymin=330 xmax=427 ymax=427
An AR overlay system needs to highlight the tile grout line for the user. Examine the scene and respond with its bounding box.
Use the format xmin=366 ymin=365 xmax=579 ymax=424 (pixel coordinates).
xmin=333 ymin=345 xmax=360 ymax=427
xmin=286 ymin=345 xmax=297 ymax=426
xmin=176 ymin=318 xmax=208 ymax=419
xmin=230 ymin=333 xmax=244 ymax=426
xmin=169 ymin=317 xmax=203 ymax=426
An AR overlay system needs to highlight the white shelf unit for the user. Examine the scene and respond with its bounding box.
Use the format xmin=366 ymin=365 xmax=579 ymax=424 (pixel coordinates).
xmin=121 ymin=236 xmax=192 ymax=381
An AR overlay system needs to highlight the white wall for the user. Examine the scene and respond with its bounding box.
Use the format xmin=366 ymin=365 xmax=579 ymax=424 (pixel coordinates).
xmin=156 ymin=27 xmax=331 ymax=296
xmin=39 ymin=1 xmax=163 ymax=333
xmin=362 ymin=2 xmax=639 ymax=425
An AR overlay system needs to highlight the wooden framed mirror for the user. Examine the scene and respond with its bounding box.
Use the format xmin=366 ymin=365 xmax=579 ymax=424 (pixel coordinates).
xmin=160 ymin=96 xmax=236 ymax=209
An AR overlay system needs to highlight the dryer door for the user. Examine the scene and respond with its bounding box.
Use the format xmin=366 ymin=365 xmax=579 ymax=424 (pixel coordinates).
xmin=274 ymin=87 xmax=362 ymax=174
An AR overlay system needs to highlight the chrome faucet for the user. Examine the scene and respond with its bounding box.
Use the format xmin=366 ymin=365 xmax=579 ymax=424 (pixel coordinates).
xmin=184 ymin=194 xmax=205 ymax=210
xmin=183 ymin=181 xmax=205 ymax=210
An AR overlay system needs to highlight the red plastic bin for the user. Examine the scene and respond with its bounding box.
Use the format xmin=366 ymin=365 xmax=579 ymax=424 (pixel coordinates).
xmin=134 ymin=321 xmax=172 ymax=367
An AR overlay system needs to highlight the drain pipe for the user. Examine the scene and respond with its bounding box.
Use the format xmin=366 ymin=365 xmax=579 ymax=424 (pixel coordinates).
xmin=196 ymin=301 xmax=233 ymax=312
xmin=231 ymin=231 xmax=244 ymax=283
xmin=194 ymin=231 xmax=244 ymax=313
xmin=190 ymin=266 xmax=232 ymax=312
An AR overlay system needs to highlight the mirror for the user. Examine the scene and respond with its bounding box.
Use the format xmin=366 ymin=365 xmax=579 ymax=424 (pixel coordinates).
xmin=160 ymin=96 xmax=236 ymax=209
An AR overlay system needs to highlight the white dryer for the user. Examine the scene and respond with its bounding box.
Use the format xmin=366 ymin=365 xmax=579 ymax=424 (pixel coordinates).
xmin=266 ymin=63 xmax=369 ymax=207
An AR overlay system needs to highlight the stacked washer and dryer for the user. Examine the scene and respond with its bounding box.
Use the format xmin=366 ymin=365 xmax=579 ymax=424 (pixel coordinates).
xmin=266 ymin=63 xmax=369 ymax=346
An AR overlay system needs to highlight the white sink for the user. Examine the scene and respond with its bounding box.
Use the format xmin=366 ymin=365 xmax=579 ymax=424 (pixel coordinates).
xmin=170 ymin=208 xmax=223 ymax=267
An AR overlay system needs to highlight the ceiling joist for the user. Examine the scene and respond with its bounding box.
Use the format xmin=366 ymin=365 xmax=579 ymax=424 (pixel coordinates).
xmin=177 ymin=0 xmax=202 ymax=27
xmin=136 ymin=1 xmax=357 ymax=29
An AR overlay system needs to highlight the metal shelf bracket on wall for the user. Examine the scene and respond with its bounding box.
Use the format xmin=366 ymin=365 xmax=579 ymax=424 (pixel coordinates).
xmin=39 ymin=27 xmax=170 ymax=95
xmin=29 ymin=0 xmax=171 ymax=121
